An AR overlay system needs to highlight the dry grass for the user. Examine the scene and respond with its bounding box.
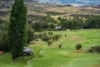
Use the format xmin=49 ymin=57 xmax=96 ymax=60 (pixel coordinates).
xmin=92 ymin=64 xmax=100 ymax=67
xmin=68 ymin=35 xmax=87 ymax=43
xmin=1 ymin=3 xmax=100 ymax=20
xmin=46 ymin=6 xmax=79 ymax=13
xmin=27 ymin=10 xmax=46 ymax=16
xmin=72 ymin=50 xmax=87 ymax=53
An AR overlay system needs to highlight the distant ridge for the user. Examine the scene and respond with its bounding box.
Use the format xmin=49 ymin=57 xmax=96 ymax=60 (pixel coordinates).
xmin=2 ymin=0 xmax=100 ymax=6
xmin=38 ymin=0 xmax=100 ymax=5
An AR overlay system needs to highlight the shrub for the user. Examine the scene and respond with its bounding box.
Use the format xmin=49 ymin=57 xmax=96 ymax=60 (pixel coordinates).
xmin=48 ymin=32 xmax=53 ymax=36
xmin=0 ymin=19 xmax=8 ymax=24
xmin=88 ymin=45 xmax=100 ymax=53
xmin=34 ymin=34 xmax=39 ymax=40
xmin=94 ymin=46 xmax=100 ymax=53
xmin=38 ymin=33 xmax=43 ymax=38
xmin=88 ymin=48 xmax=94 ymax=53
xmin=75 ymin=44 xmax=82 ymax=50
xmin=65 ymin=34 xmax=67 ymax=37
xmin=27 ymin=28 xmax=34 ymax=44
xmin=41 ymin=35 xmax=50 ymax=41
xmin=47 ymin=40 xmax=53 ymax=46
xmin=0 ymin=33 xmax=9 ymax=52
xmin=52 ymin=35 xmax=60 ymax=41
xmin=0 ymin=20 xmax=9 ymax=52
xmin=59 ymin=44 xmax=62 ymax=49
xmin=44 ymin=32 xmax=47 ymax=35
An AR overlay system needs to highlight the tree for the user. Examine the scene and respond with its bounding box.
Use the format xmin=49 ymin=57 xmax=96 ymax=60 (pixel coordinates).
xmin=27 ymin=27 xmax=34 ymax=44
xmin=59 ymin=44 xmax=62 ymax=49
xmin=32 ymin=22 xmax=42 ymax=32
xmin=8 ymin=0 xmax=27 ymax=61
xmin=75 ymin=44 xmax=82 ymax=50
xmin=58 ymin=17 xmax=61 ymax=21
xmin=0 ymin=20 xmax=9 ymax=52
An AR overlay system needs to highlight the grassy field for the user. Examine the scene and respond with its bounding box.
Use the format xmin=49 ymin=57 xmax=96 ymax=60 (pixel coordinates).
xmin=0 ymin=29 xmax=100 ymax=67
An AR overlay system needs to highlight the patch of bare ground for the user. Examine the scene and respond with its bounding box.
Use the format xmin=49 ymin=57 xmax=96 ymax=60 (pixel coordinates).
xmin=72 ymin=50 xmax=87 ymax=53
xmin=68 ymin=35 xmax=87 ymax=43
xmin=92 ymin=64 xmax=100 ymax=67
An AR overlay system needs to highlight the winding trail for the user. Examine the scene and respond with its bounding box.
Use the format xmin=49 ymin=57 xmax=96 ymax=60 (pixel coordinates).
xmin=25 ymin=36 xmax=65 ymax=67
xmin=25 ymin=55 xmax=37 ymax=67
xmin=25 ymin=45 xmax=46 ymax=67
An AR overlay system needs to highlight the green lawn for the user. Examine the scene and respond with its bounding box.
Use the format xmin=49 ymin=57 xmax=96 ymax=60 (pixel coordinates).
xmin=0 ymin=29 xmax=100 ymax=67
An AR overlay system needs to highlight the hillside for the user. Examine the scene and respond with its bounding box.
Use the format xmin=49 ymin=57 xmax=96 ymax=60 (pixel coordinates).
xmin=0 ymin=2 xmax=100 ymax=21
xmin=0 ymin=1 xmax=100 ymax=67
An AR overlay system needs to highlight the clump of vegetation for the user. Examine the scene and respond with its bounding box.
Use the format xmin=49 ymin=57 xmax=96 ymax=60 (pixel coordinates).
xmin=46 ymin=11 xmax=64 ymax=15
xmin=52 ymin=35 xmax=60 ymax=41
xmin=44 ymin=32 xmax=47 ymax=35
xmin=75 ymin=44 xmax=82 ymax=50
xmin=47 ymin=40 xmax=53 ymax=46
xmin=41 ymin=35 xmax=50 ymax=41
xmin=33 ymin=32 xmax=62 ymax=46
xmin=33 ymin=33 xmax=51 ymax=42
xmin=88 ymin=45 xmax=100 ymax=53
xmin=48 ymin=32 xmax=53 ymax=36
xmin=65 ymin=34 xmax=67 ymax=37
xmin=58 ymin=17 xmax=62 ymax=21
xmin=27 ymin=28 xmax=34 ymax=44
xmin=0 ymin=20 xmax=9 ymax=52
xmin=0 ymin=32 xmax=9 ymax=52
xmin=59 ymin=44 xmax=62 ymax=49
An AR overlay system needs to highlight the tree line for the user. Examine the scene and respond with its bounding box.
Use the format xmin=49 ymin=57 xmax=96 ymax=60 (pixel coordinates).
xmin=30 ymin=15 xmax=100 ymax=32
xmin=58 ymin=15 xmax=100 ymax=30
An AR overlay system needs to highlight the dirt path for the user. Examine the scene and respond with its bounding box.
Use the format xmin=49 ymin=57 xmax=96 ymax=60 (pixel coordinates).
xmin=25 ymin=45 xmax=46 ymax=67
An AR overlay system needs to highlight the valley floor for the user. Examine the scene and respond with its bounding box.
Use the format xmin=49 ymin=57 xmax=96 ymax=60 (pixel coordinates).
xmin=0 ymin=29 xmax=100 ymax=67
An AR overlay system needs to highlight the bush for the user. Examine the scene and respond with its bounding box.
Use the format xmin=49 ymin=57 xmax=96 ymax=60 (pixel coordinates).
xmin=41 ymin=35 xmax=50 ymax=41
xmin=88 ymin=48 xmax=94 ymax=53
xmin=0 ymin=32 xmax=9 ymax=52
xmin=94 ymin=46 xmax=100 ymax=53
xmin=38 ymin=33 xmax=43 ymax=38
xmin=48 ymin=32 xmax=53 ymax=36
xmin=65 ymin=34 xmax=67 ymax=37
xmin=52 ymin=35 xmax=60 ymax=41
xmin=47 ymin=40 xmax=53 ymax=46
xmin=88 ymin=45 xmax=100 ymax=53
xmin=0 ymin=20 xmax=9 ymax=52
xmin=33 ymin=34 xmax=39 ymax=40
xmin=44 ymin=32 xmax=47 ymax=35
xmin=59 ymin=44 xmax=62 ymax=49
xmin=27 ymin=28 xmax=34 ymax=44
xmin=75 ymin=44 xmax=82 ymax=50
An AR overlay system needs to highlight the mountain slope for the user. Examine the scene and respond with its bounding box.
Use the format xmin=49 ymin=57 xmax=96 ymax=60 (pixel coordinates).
xmin=38 ymin=0 xmax=61 ymax=4
xmin=38 ymin=0 xmax=100 ymax=5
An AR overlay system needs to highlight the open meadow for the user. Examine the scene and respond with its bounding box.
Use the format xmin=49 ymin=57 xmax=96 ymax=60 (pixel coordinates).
xmin=0 ymin=29 xmax=100 ymax=67
xmin=1 ymin=1 xmax=100 ymax=67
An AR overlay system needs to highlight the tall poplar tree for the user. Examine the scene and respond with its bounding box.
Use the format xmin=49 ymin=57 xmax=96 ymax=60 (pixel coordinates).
xmin=8 ymin=0 xmax=27 ymax=61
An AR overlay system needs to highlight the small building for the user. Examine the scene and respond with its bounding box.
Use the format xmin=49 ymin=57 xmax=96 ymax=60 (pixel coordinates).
xmin=22 ymin=47 xmax=33 ymax=56
xmin=55 ymin=26 xmax=62 ymax=30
